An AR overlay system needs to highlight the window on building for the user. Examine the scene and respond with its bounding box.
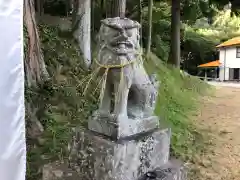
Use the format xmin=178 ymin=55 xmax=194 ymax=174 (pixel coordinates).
xmin=236 ymin=47 xmax=240 ymax=58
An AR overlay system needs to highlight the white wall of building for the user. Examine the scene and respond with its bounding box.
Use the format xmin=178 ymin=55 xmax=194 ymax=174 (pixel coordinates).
xmin=219 ymin=67 xmax=229 ymax=81
xmin=219 ymin=67 xmax=224 ymax=81
xmin=219 ymin=46 xmax=240 ymax=81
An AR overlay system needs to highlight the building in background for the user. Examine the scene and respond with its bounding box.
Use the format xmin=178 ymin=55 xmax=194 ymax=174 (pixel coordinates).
xmin=198 ymin=37 xmax=240 ymax=82
xmin=217 ymin=37 xmax=240 ymax=81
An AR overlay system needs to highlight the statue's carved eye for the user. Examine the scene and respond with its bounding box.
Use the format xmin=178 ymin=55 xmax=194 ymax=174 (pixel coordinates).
xmin=126 ymin=29 xmax=133 ymax=37
xmin=109 ymin=29 xmax=120 ymax=37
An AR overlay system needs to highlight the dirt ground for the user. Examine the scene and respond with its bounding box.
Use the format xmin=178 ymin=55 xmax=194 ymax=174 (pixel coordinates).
xmin=195 ymin=86 xmax=240 ymax=180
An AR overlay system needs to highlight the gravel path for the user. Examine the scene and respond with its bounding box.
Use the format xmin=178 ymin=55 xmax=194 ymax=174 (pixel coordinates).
xmin=207 ymin=81 xmax=240 ymax=88
xmin=195 ymin=86 xmax=240 ymax=180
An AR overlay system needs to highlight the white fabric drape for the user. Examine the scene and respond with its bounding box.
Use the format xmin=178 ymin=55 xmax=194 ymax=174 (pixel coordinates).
xmin=0 ymin=1 xmax=26 ymax=180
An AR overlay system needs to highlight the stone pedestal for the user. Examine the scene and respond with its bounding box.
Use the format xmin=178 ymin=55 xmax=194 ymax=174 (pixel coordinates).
xmin=68 ymin=127 xmax=171 ymax=180
xmin=42 ymin=159 xmax=187 ymax=180
xmin=88 ymin=114 xmax=159 ymax=139
xmin=42 ymin=118 xmax=186 ymax=180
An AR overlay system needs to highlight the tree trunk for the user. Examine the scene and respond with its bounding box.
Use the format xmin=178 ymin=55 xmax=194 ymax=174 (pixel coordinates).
xmin=35 ymin=0 xmax=44 ymax=18
xmin=24 ymin=0 xmax=48 ymax=87
xmin=66 ymin=0 xmax=73 ymax=17
xmin=139 ymin=0 xmax=143 ymax=47
xmin=106 ymin=0 xmax=112 ymax=17
xmin=168 ymin=0 xmax=181 ymax=68
xmin=146 ymin=0 xmax=153 ymax=55
xmin=108 ymin=0 xmax=126 ymax=18
xmin=72 ymin=0 xmax=91 ymax=69
xmin=100 ymin=0 xmax=105 ymax=18
xmin=231 ymin=0 xmax=240 ymax=16
xmin=138 ymin=0 xmax=142 ymax=22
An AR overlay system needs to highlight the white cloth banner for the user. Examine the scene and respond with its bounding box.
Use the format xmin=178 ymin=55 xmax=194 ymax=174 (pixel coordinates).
xmin=0 ymin=1 xmax=26 ymax=180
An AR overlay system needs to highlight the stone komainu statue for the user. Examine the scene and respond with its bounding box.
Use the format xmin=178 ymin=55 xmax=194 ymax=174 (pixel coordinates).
xmin=93 ymin=17 xmax=158 ymax=122
xmin=43 ymin=18 xmax=185 ymax=180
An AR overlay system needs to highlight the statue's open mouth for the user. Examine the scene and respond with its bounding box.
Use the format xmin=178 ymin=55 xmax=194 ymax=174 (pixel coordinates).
xmin=109 ymin=41 xmax=135 ymax=54
xmin=111 ymin=41 xmax=133 ymax=48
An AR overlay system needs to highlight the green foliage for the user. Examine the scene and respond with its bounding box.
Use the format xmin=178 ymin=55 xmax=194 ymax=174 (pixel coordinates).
xmin=145 ymin=53 xmax=212 ymax=175
xmin=212 ymin=10 xmax=240 ymax=35
xmin=193 ymin=9 xmax=240 ymax=39
xmin=93 ymin=1 xmax=238 ymax=72
xmin=140 ymin=2 xmax=171 ymax=60
xmin=182 ymin=9 xmax=240 ymax=74
xmin=26 ymin=24 xmax=98 ymax=180
xmin=138 ymin=1 xmax=240 ymax=74
xmin=157 ymin=70 xmax=209 ymax=159
xmin=181 ymin=0 xmax=213 ymax=24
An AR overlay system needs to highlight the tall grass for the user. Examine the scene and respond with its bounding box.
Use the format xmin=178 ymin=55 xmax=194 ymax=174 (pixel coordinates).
xmin=145 ymin=53 xmax=211 ymax=161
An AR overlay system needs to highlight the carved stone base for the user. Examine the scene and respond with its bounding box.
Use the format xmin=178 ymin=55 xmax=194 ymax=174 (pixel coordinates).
xmin=88 ymin=114 xmax=159 ymax=139
xmin=42 ymin=159 xmax=187 ymax=180
xmin=67 ymin=128 xmax=171 ymax=180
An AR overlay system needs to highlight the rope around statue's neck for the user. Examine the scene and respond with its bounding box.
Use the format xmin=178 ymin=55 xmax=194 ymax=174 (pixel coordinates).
xmin=85 ymin=52 xmax=142 ymax=105
xmin=94 ymin=52 xmax=142 ymax=69
xmin=82 ymin=52 xmax=144 ymax=107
